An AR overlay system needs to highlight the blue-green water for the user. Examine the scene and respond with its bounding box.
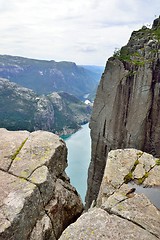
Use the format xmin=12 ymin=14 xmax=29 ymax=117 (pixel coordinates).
xmin=64 ymin=123 xmax=91 ymax=203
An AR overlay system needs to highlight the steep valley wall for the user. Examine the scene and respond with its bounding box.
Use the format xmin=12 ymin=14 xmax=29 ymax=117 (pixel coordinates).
xmin=86 ymin=17 xmax=160 ymax=207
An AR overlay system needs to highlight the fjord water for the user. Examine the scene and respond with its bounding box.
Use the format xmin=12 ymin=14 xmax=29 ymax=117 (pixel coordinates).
xmin=62 ymin=124 xmax=160 ymax=210
xmin=64 ymin=123 xmax=91 ymax=203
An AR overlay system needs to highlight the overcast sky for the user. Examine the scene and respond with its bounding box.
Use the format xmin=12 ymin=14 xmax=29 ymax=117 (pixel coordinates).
xmin=0 ymin=0 xmax=160 ymax=66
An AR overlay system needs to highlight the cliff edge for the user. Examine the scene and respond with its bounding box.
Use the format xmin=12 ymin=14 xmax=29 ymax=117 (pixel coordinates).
xmin=86 ymin=17 xmax=160 ymax=207
xmin=0 ymin=128 xmax=83 ymax=240
xmin=60 ymin=149 xmax=160 ymax=240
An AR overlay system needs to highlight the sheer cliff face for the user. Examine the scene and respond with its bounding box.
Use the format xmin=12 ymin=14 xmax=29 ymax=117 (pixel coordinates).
xmin=86 ymin=17 xmax=160 ymax=207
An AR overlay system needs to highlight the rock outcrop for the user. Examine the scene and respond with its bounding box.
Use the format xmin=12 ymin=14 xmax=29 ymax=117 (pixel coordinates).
xmin=60 ymin=149 xmax=160 ymax=240
xmin=0 ymin=128 xmax=83 ymax=240
xmin=86 ymin=17 xmax=160 ymax=207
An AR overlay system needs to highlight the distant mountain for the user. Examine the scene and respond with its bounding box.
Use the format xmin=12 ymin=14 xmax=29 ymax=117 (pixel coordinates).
xmin=79 ymin=65 xmax=104 ymax=101
xmin=0 ymin=78 xmax=91 ymax=135
xmin=0 ymin=55 xmax=100 ymax=99
xmin=80 ymin=65 xmax=104 ymax=75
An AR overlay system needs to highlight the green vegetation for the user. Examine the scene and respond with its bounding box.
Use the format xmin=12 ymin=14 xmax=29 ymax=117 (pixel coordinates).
xmin=137 ymin=152 xmax=143 ymax=158
xmin=124 ymin=159 xmax=140 ymax=183
xmin=155 ymin=159 xmax=160 ymax=165
xmin=113 ymin=47 xmax=146 ymax=66
xmin=137 ymin=172 xmax=149 ymax=185
xmin=113 ymin=47 xmax=131 ymax=62
xmin=11 ymin=138 xmax=28 ymax=160
xmin=131 ymin=159 xmax=140 ymax=172
xmin=126 ymin=70 xmax=137 ymax=77
xmin=113 ymin=22 xmax=160 ymax=66
xmin=131 ymin=59 xmax=145 ymax=66
xmin=153 ymin=28 xmax=160 ymax=41
xmin=0 ymin=79 xmax=91 ymax=136
xmin=124 ymin=172 xmax=133 ymax=183
xmin=135 ymin=26 xmax=152 ymax=35
xmin=123 ymin=152 xmax=154 ymax=185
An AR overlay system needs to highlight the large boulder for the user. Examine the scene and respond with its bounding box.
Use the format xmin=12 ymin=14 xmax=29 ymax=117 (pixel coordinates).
xmin=59 ymin=208 xmax=158 ymax=240
xmin=60 ymin=149 xmax=160 ymax=240
xmin=0 ymin=128 xmax=83 ymax=240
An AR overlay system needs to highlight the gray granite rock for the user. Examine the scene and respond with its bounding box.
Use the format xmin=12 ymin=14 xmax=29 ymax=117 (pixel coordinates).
xmin=59 ymin=208 xmax=158 ymax=240
xmin=97 ymin=149 xmax=160 ymax=238
xmin=86 ymin=17 xmax=160 ymax=207
xmin=0 ymin=128 xmax=30 ymax=171
xmin=30 ymin=214 xmax=56 ymax=240
xmin=0 ymin=129 xmax=83 ymax=240
xmin=60 ymin=149 xmax=160 ymax=240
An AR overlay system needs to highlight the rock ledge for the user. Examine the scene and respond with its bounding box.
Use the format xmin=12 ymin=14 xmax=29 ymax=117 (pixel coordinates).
xmin=60 ymin=149 xmax=160 ymax=240
xmin=0 ymin=128 xmax=83 ymax=240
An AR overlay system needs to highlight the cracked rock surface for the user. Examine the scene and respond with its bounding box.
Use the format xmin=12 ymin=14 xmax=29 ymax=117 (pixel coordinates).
xmin=0 ymin=128 xmax=83 ymax=240
xmin=59 ymin=208 xmax=158 ymax=240
xmin=60 ymin=149 xmax=160 ymax=240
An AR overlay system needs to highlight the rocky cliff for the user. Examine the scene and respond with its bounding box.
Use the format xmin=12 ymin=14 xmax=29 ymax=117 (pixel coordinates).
xmin=0 ymin=78 xmax=91 ymax=135
xmin=60 ymin=149 xmax=160 ymax=239
xmin=86 ymin=17 xmax=160 ymax=207
xmin=0 ymin=128 xmax=83 ymax=240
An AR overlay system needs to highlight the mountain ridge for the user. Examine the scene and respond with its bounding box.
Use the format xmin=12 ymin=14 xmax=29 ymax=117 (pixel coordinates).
xmin=0 ymin=78 xmax=91 ymax=135
xmin=0 ymin=55 xmax=100 ymax=99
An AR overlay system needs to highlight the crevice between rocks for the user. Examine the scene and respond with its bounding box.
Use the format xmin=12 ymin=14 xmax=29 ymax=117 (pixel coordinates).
xmin=36 ymin=185 xmax=57 ymax=240
xmin=7 ymin=137 xmax=28 ymax=172
xmin=1 ymin=207 xmax=11 ymax=224
xmin=25 ymin=164 xmax=46 ymax=179
xmin=97 ymin=104 xmax=105 ymax=119
xmin=123 ymin=152 xmax=158 ymax=185
xmin=104 ymin=206 xmax=160 ymax=239
xmin=0 ymin=166 xmax=40 ymax=184
xmin=24 ymin=166 xmax=58 ymax=240
xmin=104 ymin=154 xmax=144 ymax=199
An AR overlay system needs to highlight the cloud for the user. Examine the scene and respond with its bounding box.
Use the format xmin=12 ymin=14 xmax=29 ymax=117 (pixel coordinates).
xmin=0 ymin=0 xmax=160 ymax=65
xmin=77 ymin=45 xmax=98 ymax=53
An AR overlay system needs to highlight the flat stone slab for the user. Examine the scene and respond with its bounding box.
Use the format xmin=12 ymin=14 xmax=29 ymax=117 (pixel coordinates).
xmin=101 ymin=185 xmax=160 ymax=238
xmin=59 ymin=208 xmax=158 ymax=240
xmin=9 ymin=130 xmax=66 ymax=178
xmin=0 ymin=128 xmax=30 ymax=171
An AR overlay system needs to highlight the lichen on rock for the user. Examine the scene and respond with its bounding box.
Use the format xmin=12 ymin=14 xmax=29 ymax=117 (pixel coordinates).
xmin=0 ymin=128 xmax=83 ymax=240
xmin=60 ymin=149 xmax=160 ymax=240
